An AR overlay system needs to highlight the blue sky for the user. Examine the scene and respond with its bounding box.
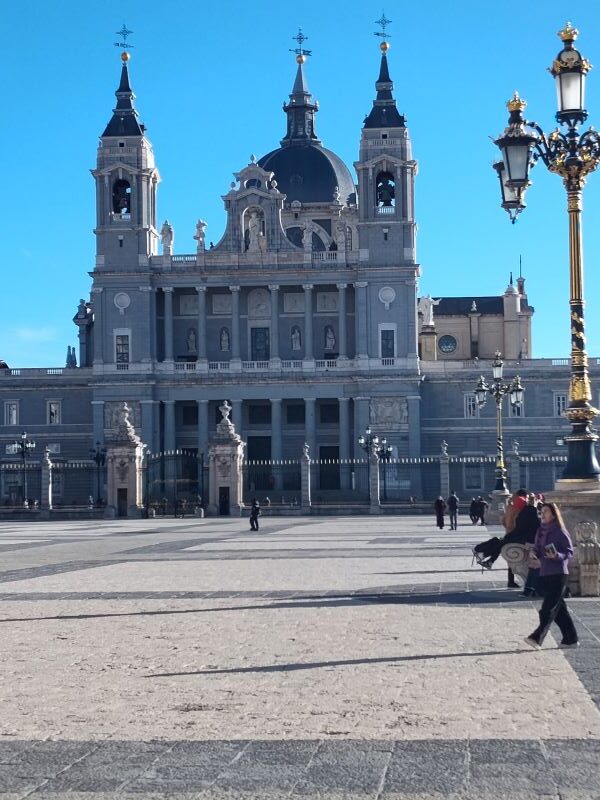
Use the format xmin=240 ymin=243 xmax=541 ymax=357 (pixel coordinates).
xmin=2 ymin=0 xmax=600 ymax=367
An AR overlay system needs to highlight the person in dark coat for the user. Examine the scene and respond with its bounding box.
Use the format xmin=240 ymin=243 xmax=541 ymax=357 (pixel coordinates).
xmin=477 ymin=496 xmax=489 ymax=525
xmin=469 ymin=498 xmax=478 ymax=524
xmin=473 ymin=489 xmax=539 ymax=571
xmin=249 ymin=498 xmax=260 ymax=531
xmin=447 ymin=491 xmax=459 ymax=530
xmin=434 ymin=496 xmax=447 ymax=529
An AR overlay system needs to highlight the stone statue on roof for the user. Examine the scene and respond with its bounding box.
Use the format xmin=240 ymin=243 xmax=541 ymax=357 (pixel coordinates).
xmin=418 ymin=295 xmax=441 ymax=327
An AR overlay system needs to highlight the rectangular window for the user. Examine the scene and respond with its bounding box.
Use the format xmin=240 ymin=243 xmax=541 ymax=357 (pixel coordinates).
xmin=464 ymin=463 xmax=483 ymax=491
xmin=509 ymin=401 xmax=523 ymax=418
xmin=286 ymin=404 xmax=305 ymax=424
xmin=248 ymin=404 xmax=271 ymax=425
xmin=464 ymin=394 xmax=479 ymax=418
xmin=47 ymin=401 xmax=61 ymax=425
xmin=554 ymin=393 xmax=567 ymax=417
xmin=182 ymin=405 xmax=198 ymax=426
xmin=381 ymin=329 xmax=395 ymax=358
xmin=4 ymin=401 xmax=18 ymax=426
xmin=115 ymin=334 xmax=130 ymax=364
xmin=319 ymin=402 xmax=339 ymax=424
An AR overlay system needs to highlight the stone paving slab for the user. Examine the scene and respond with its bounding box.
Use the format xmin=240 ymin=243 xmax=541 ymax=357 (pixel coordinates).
xmin=0 ymin=516 xmax=598 ymax=798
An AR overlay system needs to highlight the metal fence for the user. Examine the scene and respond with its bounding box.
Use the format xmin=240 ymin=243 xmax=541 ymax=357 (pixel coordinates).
xmin=142 ymin=450 xmax=208 ymax=516
xmin=310 ymin=458 xmax=369 ymax=504
xmin=242 ymin=460 xmax=301 ymax=505
xmin=51 ymin=462 xmax=103 ymax=508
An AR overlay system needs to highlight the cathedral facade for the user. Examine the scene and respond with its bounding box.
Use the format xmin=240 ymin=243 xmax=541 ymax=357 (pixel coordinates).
xmin=0 ymin=41 xmax=594 ymax=503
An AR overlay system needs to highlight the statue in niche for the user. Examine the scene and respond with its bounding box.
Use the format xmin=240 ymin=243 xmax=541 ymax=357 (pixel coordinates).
xmin=302 ymin=222 xmax=314 ymax=250
xmin=291 ymin=326 xmax=302 ymax=351
xmin=187 ymin=328 xmax=197 ymax=353
xmin=194 ymin=219 xmax=206 ymax=251
xmin=247 ymin=211 xmax=261 ymax=252
xmin=220 ymin=327 xmax=231 ymax=352
xmin=324 ymin=325 xmax=336 ymax=351
xmin=161 ymin=220 xmax=174 ymax=255
xmin=418 ymin=294 xmax=441 ymax=327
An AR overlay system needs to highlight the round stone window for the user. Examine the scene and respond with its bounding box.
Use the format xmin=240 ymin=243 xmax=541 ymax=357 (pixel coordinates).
xmin=438 ymin=335 xmax=457 ymax=354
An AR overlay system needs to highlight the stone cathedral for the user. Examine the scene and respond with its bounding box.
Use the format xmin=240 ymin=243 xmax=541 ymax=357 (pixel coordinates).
xmin=0 ymin=35 xmax=593 ymax=505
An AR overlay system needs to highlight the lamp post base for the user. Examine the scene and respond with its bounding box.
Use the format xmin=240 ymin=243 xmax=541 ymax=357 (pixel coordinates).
xmin=561 ymin=433 xmax=600 ymax=482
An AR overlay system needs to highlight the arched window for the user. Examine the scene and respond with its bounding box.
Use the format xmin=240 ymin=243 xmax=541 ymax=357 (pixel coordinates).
xmin=285 ymin=227 xmax=304 ymax=248
xmin=376 ymin=171 xmax=395 ymax=207
xmin=345 ymin=226 xmax=353 ymax=251
xmin=112 ymin=179 xmax=131 ymax=215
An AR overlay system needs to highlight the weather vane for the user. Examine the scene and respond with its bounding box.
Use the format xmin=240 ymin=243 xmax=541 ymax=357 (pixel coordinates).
xmin=374 ymin=12 xmax=392 ymax=39
xmin=290 ymin=28 xmax=312 ymax=59
xmin=114 ymin=24 xmax=134 ymax=49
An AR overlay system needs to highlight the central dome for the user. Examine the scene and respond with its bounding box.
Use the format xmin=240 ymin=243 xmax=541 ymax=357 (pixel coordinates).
xmin=258 ymin=144 xmax=355 ymax=205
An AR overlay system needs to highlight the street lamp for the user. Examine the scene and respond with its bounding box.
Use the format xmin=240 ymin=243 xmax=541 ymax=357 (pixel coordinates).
xmin=474 ymin=352 xmax=524 ymax=492
xmin=376 ymin=437 xmax=393 ymax=501
xmin=90 ymin=441 xmax=106 ymax=506
xmin=493 ymin=22 xmax=600 ymax=483
xmin=13 ymin=431 xmax=35 ymax=508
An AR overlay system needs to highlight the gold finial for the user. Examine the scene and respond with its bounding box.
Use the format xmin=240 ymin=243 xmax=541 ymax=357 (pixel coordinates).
xmin=507 ymin=91 xmax=527 ymax=112
xmin=558 ymin=22 xmax=579 ymax=42
xmin=296 ymin=53 xmax=306 ymax=64
xmin=380 ymin=41 xmax=390 ymax=52
xmin=121 ymin=52 xmax=130 ymax=62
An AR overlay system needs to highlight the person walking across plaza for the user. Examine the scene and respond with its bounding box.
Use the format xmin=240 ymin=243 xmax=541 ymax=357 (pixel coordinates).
xmin=447 ymin=490 xmax=459 ymax=530
xmin=434 ymin=496 xmax=446 ymax=529
xmin=249 ymin=498 xmax=261 ymax=531
xmin=524 ymin=502 xmax=578 ymax=649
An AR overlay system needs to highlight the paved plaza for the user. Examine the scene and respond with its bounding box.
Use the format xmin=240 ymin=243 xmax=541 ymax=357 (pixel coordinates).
xmin=0 ymin=514 xmax=599 ymax=799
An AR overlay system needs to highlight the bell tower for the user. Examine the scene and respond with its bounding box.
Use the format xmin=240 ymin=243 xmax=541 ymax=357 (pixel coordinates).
xmin=355 ymin=28 xmax=418 ymax=267
xmin=92 ymin=52 xmax=160 ymax=271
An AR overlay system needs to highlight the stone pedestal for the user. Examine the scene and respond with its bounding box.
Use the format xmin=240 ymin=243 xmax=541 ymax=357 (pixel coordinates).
xmin=206 ymin=401 xmax=245 ymax=517
xmin=301 ymin=443 xmax=311 ymax=514
xmin=420 ymin=326 xmax=437 ymax=361
xmin=40 ymin=447 xmax=53 ymax=520
xmin=489 ymin=488 xmax=510 ymax=525
xmin=105 ymin=403 xmax=145 ymax=518
xmin=369 ymin=449 xmax=381 ymax=514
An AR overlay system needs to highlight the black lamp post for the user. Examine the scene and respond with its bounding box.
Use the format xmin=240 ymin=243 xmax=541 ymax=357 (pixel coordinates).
xmin=199 ymin=451 xmax=205 ymax=510
xmin=474 ymin=352 xmax=524 ymax=492
xmin=377 ymin=438 xmax=393 ymax=500
xmin=14 ymin=431 xmax=35 ymax=508
xmin=358 ymin=426 xmax=392 ymax=499
xmin=90 ymin=441 xmax=106 ymax=505
xmin=493 ymin=22 xmax=600 ymax=483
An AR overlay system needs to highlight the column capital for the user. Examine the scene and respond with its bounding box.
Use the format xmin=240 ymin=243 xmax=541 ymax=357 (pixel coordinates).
xmin=140 ymin=399 xmax=158 ymax=405
xmin=229 ymin=285 xmax=241 ymax=293
xmin=337 ymin=283 xmax=348 ymax=290
xmin=163 ymin=399 xmax=175 ymax=405
xmin=354 ymin=281 xmax=368 ymax=289
xmin=197 ymin=398 xmax=209 ymax=405
xmin=91 ymin=287 xmax=103 ymax=294
xmin=338 ymin=397 xmax=350 ymax=403
xmin=305 ymin=397 xmax=316 ymax=404
xmin=195 ymin=285 xmax=207 ymax=293
xmin=268 ymin=284 xmax=280 ymax=292
xmin=163 ymin=286 xmax=174 ymax=293
xmin=91 ymin=400 xmax=105 ymax=405
xmin=303 ymin=283 xmax=314 ymax=291
xmin=271 ymin=397 xmax=283 ymax=404
xmin=139 ymin=286 xmax=154 ymax=293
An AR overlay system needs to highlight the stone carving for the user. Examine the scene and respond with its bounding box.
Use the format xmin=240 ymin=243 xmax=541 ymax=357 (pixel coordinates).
xmin=284 ymin=293 xmax=305 ymax=313
xmin=574 ymin=521 xmax=600 ymax=596
xmin=247 ymin=211 xmax=261 ymax=252
xmin=106 ymin=402 xmax=141 ymax=446
xmin=291 ymin=326 xmax=302 ymax=351
xmin=370 ymin=397 xmax=409 ymax=426
xmin=317 ymin=292 xmax=338 ymax=312
xmin=77 ymin=298 xmax=88 ymax=318
xmin=471 ymin=301 xmax=478 ymax=312
xmin=324 ymin=326 xmax=336 ymax=351
xmin=104 ymin=401 xmax=141 ymax=432
xmin=217 ymin=455 xmax=231 ymax=478
xmin=194 ymin=219 xmax=206 ymax=251
xmin=220 ymin=327 xmax=231 ymax=352
xmin=378 ymin=286 xmax=396 ymax=310
xmin=302 ymin=442 xmax=310 ymax=461
xmin=161 ymin=220 xmax=174 ymax=255
xmin=418 ymin=295 xmax=441 ymax=326
xmin=116 ymin=459 xmax=129 ymax=483
xmin=440 ymin=440 xmax=448 ymax=457
xmin=187 ymin=328 xmax=197 ymax=353
xmin=302 ymin=222 xmax=314 ymax=250
xmin=180 ymin=295 xmax=198 ymax=315
xmin=213 ymin=294 xmax=232 ymax=314
xmin=512 ymin=440 xmax=520 ymax=456
xmin=248 ymin=288 xmax=270 ymax=318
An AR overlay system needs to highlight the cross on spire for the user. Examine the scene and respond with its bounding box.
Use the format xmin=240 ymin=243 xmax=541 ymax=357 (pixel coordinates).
xmin=114 ymin=24 xmax=134 ymax=49
xmin=374 ymin=12 xmax=392 ymax=39
xmin=290 ymin=27 xmax=312 ymax=59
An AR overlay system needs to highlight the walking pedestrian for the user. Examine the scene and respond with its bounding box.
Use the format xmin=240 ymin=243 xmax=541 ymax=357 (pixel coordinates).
xmin=477 ymin=496 xmax=489 ymax=525
xmin=447 ymin=490 xmax=459 ymax=530
xmin=523 ymin=502 xmax=578 ymax=649
xmin=469 ymin=498 xmax=478 ymax=524
xmin=434 ymin=496 xmax=447 ymax=529
xmin=249 ymin=498 xmax=261 ymax=531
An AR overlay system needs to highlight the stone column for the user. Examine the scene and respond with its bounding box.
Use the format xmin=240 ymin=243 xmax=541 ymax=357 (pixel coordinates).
xmin=197 ymin=399 xmax=209 ymax=458
xmin=196 ymin=286 xmax=207 ymax=363
xmin=140 ymin=400 xmax=157 ymax=453
xmin=163 ymin=399 xmax=176 ymax=452
xmin=301 ymin=443 xmax=311 ymax=513
xmin=40 ymin=448 xmax=53 ymax=517
xmin=355 ymin=281 xmax=368 ymax=365
xmin=407 ymin=395 xmax=423 ymax=500
xmin=303 ymin=284 xmax=314 ymax=362
xmin=305 ymin=398 xmax=316 ymax=457
xmin=269 ymin=285 xmax=280 ymax=363
xmin=230 ymin=286 xmax=241 ymax=365
xmin=105 ymin=403 xmax=145 ymax=518
xmin=163 ymin=288 xmax=174 ymax=362
xmin=339 ymin=397 xmax=351 ymax=490
xmin=369 ymin=447 xmax=381 ymax=513
xmin=207 ymin=401 xmax=246 ymax=517
xmin=271 ymin=399 xmax=282 ymax=462
xmin=231 ymin=399 xmax=243 ymax=436
xmin=440 ymin=449 xmax=450 ymax=500
xmin=337 ymin=283 xmax=347 ymax=359
xmin=91 ymin=287 xmax=104 ymax=365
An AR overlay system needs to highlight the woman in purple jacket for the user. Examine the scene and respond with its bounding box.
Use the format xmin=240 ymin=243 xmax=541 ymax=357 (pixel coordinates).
xmin=523 ymin=502 xmax=579 ymax=649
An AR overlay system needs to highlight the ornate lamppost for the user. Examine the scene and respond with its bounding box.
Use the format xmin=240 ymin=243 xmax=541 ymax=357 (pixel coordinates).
xmin=493 ymin=22 xmax=600 ymax=483
xmin=14 ymin=431 xmax=36 ymax=508
xmin=474 ymin=352 xmax=524 ymax=493
xmin=90 ymin=441 xmax=106 ymax=506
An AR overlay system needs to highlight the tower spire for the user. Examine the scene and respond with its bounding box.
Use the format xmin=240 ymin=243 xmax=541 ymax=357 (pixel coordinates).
xmin=364 ymin=14 xmax=405 ymax=129
xmin=281 ymin=28 xmax=321 ymax=146
xmin=101 ymin=51 xmax=144 ymax=137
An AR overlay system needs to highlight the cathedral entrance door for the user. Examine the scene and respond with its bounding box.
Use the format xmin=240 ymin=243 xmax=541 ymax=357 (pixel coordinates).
xmin=251 ymin=327 xmax=270 ymax=361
